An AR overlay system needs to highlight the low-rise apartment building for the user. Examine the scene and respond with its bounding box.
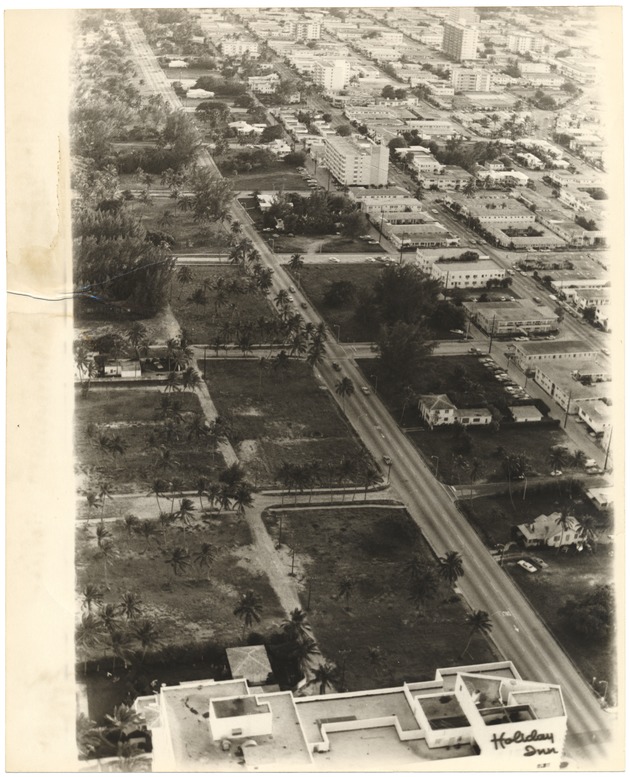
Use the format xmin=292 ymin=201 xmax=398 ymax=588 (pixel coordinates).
xmin=418 ymin=165 xmax=473 ymax=190
xmin=463 ymin=301 xmax=559 ymax=335
xmin=534 ymin=360 xmax=611 ymax=412
xmin=247 ymin=73 xmax=280 ymax=93
xmin=416 ymin=254 xmax=505 ymax=289
xmin=220 ymin=38 xmax=259 ymax=57
xmin=576 ymin=398 xmax=613 ymax=435
xmin=385 ymin=222 xmax=461 ymax=249
xmin=418 ymin=394 xmax=492 ymax=428
xmin=513 ymin=339 xmax=599 ymax=370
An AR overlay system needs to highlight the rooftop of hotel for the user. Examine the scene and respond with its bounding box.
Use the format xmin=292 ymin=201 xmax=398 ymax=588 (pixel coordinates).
xmin=417 ymin=693 xmax=470 ymax=729
xmin=157 ymin=681 xmax=312 ymax=769
xmin=464 ymin=301 xmax=557 ymax=320
xmin=294 ymin=688 xmax=421 ymax=745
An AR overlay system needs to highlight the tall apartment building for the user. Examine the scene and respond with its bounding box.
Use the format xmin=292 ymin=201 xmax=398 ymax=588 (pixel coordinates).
xmin=442 ymin=20 xmax=479 ymax=61
xmin=313 ymin=58 xmax=350 ymax=91
xmin=323 ymin=135 xmax=389 ymax=186
xmin=507 ymin=32 xmax=543 ymax=54
xmin=449 ymin=7 xmax=480 ymax=25
xmin=451 ymin=67 xmax=492 ymax=91
xmin=291 ymin=20 xmax=321 ymax=40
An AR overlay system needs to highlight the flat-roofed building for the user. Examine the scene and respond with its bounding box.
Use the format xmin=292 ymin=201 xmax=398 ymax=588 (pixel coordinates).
xmin=442 ymin=19 xmax=479 ymax=62
xmin=417 ymin=255 xmax=505 ymax=289
xmin=220 ymin=38 xmax=259 ymax=57
xmin=134 ymin=663 xmax=567 ymax=771
xmin=575 ymin=398 xmax=613 ymax=435
xmin=513 ymin=340 xmax=599 ymax=370
xmin=451 ymin=67 xmax=492 ymax=92
xmin=418 ymin=165 xmax=473 ymax=191
xmin=323 ymin=135 xmax=389 ymax=186
xmin=463 ymin=301 xmax=559 ymax=335
xmin=313 ymin=58 xmax=350 ymax=92
xmin=507 ymin=32 xmax=543 ymax=54
xmin=533 ymin=360 xmax=611 ymax=411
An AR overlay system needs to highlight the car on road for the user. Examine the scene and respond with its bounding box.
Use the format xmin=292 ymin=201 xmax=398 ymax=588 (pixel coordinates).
xmin=550 ymin=469 xmax=563 ymax=477
xmin=383 ymin=455 xmax=393 ymax=466
xmin=517 ymin=560 xmax=538 ymax=573
xmin=289 ymin=285 xmax=296 ymax=293
xmin=533 ymin=297 xmax=542 ymax=304
xmin=300 ymin=301 xmax=308 ymax=309
xmin=328 ymin=256 xmax=340 ymax=263
xmin=601 ymin=347 xmax=610 ymax=357
xmin=366 ymin=257 xmax=376 ymax=262
xmin=360 ymin=386 xmax=370 ymax=395
xmin=469 ymin=347 xmax=483 ymax=355
xmin=332 ymin=362 xmax=341 ymax=372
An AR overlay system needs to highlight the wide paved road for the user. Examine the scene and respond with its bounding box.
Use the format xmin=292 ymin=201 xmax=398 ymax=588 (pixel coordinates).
xmin=123 ymin=16 xmax=616 ymax=764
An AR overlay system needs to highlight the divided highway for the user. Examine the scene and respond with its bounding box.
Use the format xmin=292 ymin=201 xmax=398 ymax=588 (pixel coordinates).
xmin=122 ymin=15 xmax=615 ymax=764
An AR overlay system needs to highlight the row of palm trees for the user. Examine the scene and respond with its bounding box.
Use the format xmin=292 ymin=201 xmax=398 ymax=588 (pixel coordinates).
xmin=274 ymin=455 xmax=381 ymax=503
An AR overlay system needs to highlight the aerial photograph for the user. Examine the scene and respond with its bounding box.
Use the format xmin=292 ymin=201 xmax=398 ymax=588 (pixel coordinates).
xmin=68 ymin=5 xmax=620 ymax=771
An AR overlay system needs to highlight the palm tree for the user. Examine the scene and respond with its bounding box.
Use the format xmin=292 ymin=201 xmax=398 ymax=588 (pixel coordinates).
xmin=548 ymin=445 xmax=569 ymax=473
xmin=554 ymin=505 xmax=574 ymax=553
xmin=96 ymin=540 xmax=118 ymax=589
xmin=126 ymin=322 xmax=148 ymax=352
xmin=233 ymin=590 xmax=263 ymax=637
xmin=137 ymin=520 xmax=158 ymax=553
xmin=98 ymin=603 xmax=121 ymax=633
xmin=408 ymin=570 xmax=438 ymax=612
xmin=206 ymin=482 xmax=221 ymax=513
xmin=288 ymin=253 xmax=304 ymax=286
xmin=576 ymin=514 xmax=598 ymax=550
xmin=569 ymin=449 xmax=588 ymax=470
xmin=308 ymin=662 xmax=338 ymax=695
xmin=460 ymin=610 xmax=493 ymax=658
xmin=164 ymin=546 xmax=190 ymax=579
xmin=282 ymin=608 xmax=311 ymax=643
xmin=75 ymin=614 xmax=103 ymax=673
xmin=438 ymin=551 xmax=464 ymax=585
xmin=132 ymin=620 xmax=162 ymax=661
xmin=217 ymin=484 xmax=233 ymax=514
xmin=468 ymin=458 xmax=482 ymax=504
xmin=123 ymin=514 xmax=139 ymax=537
xmin=169 ymin=478 xmax=185 ymax=513
xmin=193 ymin=542 xmax=218 ymax=580
xmin=176 ymin=497 xmax=196 ymax=527
xmin=232 ymin=482 xmax=254 ymax=516
xmin=95 ymin=523 xmax=112 ymax=548
xmin=119 ymin=591 xmax=143 ymax=620
xmin=181 ymin=366 xmax=202 ymax=392
xmin=85 ymin=491 xmax=100 ymax=522
xmin=176 ymin=265 xmax=194 ymax=290
xmin=291 ymin=638 xmax=321 ymax=678
xmin=105 ymin=703 xmax=143 ymax=740
xmin=164 ymin=371 xmax=181 ymax=393
xmin=82 ymin=583 xmax=104 ymax=613
xmin=335 ymin=377 xmax=355 ymax=410
xmin=367 ymin=646 xmax=384 ymax=677
xmin=337 ymin=576 xmax=355 ymax=609
xmin=147 ymin=478 xmax=169 ymax=511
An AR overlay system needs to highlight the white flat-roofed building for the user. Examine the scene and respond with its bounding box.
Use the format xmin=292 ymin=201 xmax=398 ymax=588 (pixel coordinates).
xmin=576 ymin=398 xmax=613 ymax=435
xmin=134 ymin=664 xmax=567 ymax=770
xmin=463 ymin=301 xmax=559 ymax=335
xmin=220 ymin=38 xmax=259 ymax=57
xmin=443 ymin=19 xmax=479 ymax=61
xmin=513 ymin=340 xmax=599 ymax=370
xmin=451 ymin=67 xmax=492 ymax=92
xmin=359 ymin=196 xmax=424 ymax=217
xmin=565 ymin=286 xmax=611 ymax=312
xmin=515 ymin=152 xmax=546 ymax=170
xmin=476 ymin=170 xmax=530 ymax=187
xmin=248 ymin=73 xmax=280 ymax=93
xmin=411 ymin=154 xmax=445 ymax=175
xmin=417 ymin=255 xmax=505 ymax=289
xmin=418 ymin=165 xmax=473 ymax=191
xmin=349 ymin=186 xmax=410 ymax=202
xmin=313 ymin=58 xmax=350 ymax=92
xmin=323 ymin=135 xmax=389 ymax=186
xmin=518 ymin=61 xmax=551 ymax=75
xmin=533 ymin=361 xmax=611 ymax=412
xmin=507 ymin=32 xmax=543 ymax=54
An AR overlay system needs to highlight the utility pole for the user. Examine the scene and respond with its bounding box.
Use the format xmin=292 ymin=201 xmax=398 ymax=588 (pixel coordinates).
xmin=379 ymin=209 xmax=385 ymax=245
xmin=563 ymin=391 xmax=572 ymax=428
xmin=603 ymin=428 xmax=612 ymax=471
xmin=203 ymin=346 xmax=208 ymax=379
xmin=488 ymin=315 xmax=497 ymax=354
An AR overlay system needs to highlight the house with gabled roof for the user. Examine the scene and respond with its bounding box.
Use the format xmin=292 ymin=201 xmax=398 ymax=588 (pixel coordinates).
xmin=515 ymin=512 xmax=581 ymax=548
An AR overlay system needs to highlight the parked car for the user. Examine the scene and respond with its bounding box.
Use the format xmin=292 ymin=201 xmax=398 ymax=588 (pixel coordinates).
xmin=530 ymin=556 xmax=549 ymax=569
xmin=550 ymin=469 xmax=563 ymax=477
xmin=328 ymin=256 xmax=340 ymax=263
xmin=360 ymin=386 xmax=370 ymax=395
xmin=517 ymin=560 xmax=537 ymax=573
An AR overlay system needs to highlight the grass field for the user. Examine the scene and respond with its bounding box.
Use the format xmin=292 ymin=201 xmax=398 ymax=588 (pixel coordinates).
xmin=75 ymin=387 xmax=225 ymax=494
xmin=169 ymin=265 xmax=278 ymax=344
xmin=263 ymin=507 xmax=497 ymax=690
xmin=127 ymin=197 xmax=233 ymax=253
xmin=506 ymin=549 xmax=617 ymax=704
xmin=292 ymin=263 xmax=384 ymax=342
xmin=76 ymin=513 xmax=284 ymax=654
xmin=204 ymin=359 xmax=368 ymax=487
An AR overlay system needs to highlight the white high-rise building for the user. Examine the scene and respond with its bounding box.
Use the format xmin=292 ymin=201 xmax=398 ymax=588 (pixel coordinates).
xmin=449 ymin=7 xmax=480 ymax=25
xmin=451 ymin=66 xmax=492 ymax=92
xmin=442 ymin=20 xmax=479 ymax=61
xmin=313 ymin=59 xmax=350 ymax=92
xmin=291 ymin=20 xmax=321 ymax=40
xmin=507 ymin=32 xmax=544 ymax=54
xmin=323 ymin=135 xmax=389 ymax=186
